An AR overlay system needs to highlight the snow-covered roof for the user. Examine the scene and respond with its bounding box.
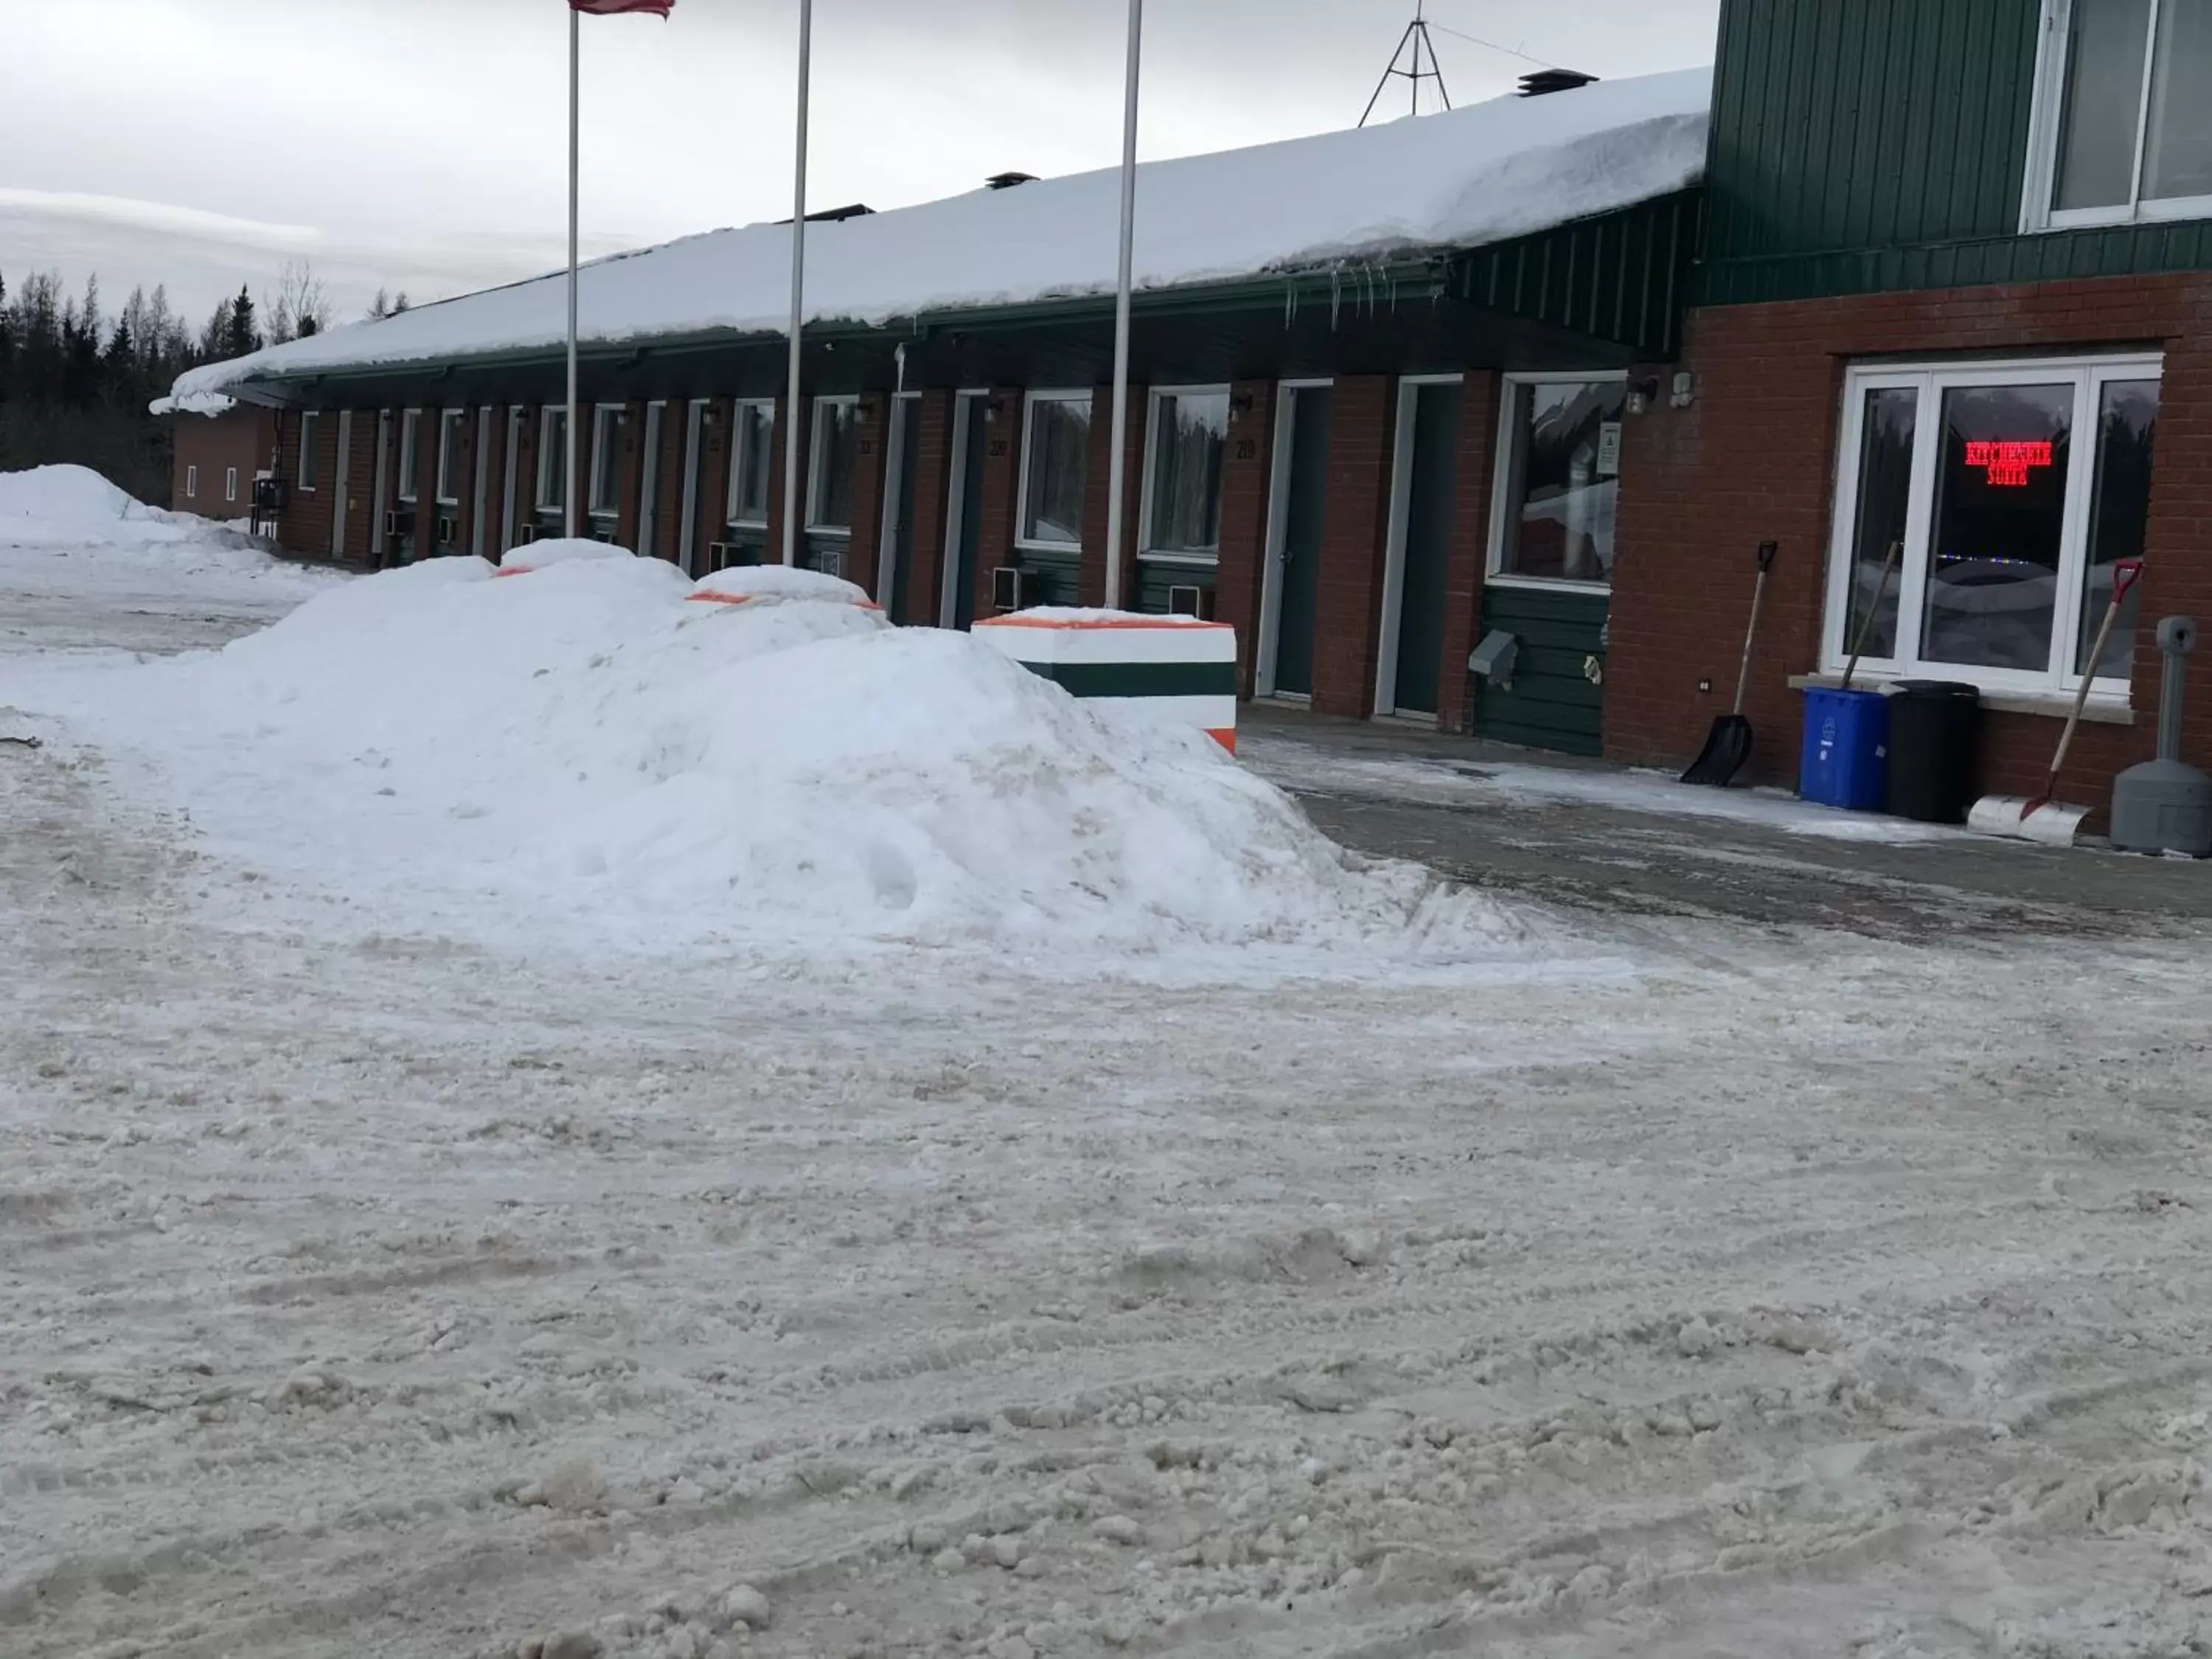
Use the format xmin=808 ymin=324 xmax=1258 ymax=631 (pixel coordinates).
xmin=168 ymin=68 xmax=1711 ymax=406
xmin=150 ymin=389 xmax=239 ymax=417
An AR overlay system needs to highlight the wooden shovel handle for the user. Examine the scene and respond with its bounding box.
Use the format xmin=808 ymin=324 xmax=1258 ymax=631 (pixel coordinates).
xmin=1842 ymin=541 xmax=1902 ymax=692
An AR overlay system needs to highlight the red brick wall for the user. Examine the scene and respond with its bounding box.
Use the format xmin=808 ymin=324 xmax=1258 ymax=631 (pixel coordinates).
xmin=511 ymin=408 xmax=541 ymax=549
xmin=614 ymin=398 xmax=647 ymax=550
xmin=1078 ymin=386 xmax=1147 ymax=610
xmin=1311 ymin=375 xmax=1398 ymax=718
xmin=1214 ymin=380 xmax=1277 ymax=693
xmin=1439 ymin=371 xmax=1502 ymax=734
xmin=274 ymin=410 xmax=342 ymax=557
xmin=173 ymin=407 xmax=274 ymax=518
xmin=1610 ymin=273 xmax=2212 ymax=813
xmin=905 ymin=391 xmax=954 ymax=625
xmin=340 ymin=411 xmax=377 ymax=562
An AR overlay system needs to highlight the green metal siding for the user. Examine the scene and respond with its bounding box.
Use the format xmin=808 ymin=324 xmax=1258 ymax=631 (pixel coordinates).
xmin=1703 ymin=0 xmax=2212 ymax=304
xmin=1012 ymin=547 xmax=1082 ymax=608
xmin=1453 ymin=192 xmax=1703 ymax=359
xmin=1467 ymin=585 xmax=1607 ymax=757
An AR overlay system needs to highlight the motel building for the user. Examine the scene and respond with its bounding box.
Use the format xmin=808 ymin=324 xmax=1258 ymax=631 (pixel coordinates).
xmin=164 ymin=0 xmax=2210 ymax=818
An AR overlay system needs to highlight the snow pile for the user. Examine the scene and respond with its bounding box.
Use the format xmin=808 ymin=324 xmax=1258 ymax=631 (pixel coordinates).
xmin=45 ymin=555 xmax=1546 ymax=964
xmin=168 ymin=69 xmax=1711 ymax=403
xmin=498 ymin=537 xmax=637 ymax=573
xmin=0 ymin=464 xmax=214 ymax=549
xmin=689 ymin=564 xmax=874 ymax=607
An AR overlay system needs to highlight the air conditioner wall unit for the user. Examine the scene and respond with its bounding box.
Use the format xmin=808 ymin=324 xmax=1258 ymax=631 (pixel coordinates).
xmin=437 ymin=515 xmax=459 ymax=544
xmin=518 ymin=524 xmax=540 ymax=544
xmin=706 ymin=540 xmax=733 ymax=567
xmin=992 ymin=564 xmax=1026 ymax=612
xmin=591 ymin=526 xmax=617 ymax=545
xmin=1166 ymin=583 xmax=1212 ymax=619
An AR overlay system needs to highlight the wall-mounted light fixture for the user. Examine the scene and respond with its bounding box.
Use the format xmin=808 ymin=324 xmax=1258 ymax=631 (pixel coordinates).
xmin=1670 ymin=370 xmax=1696 ymax=411
xmin=1625 ymin=375 xmax=1662 ymax=416
xmin=1228 ymin=390 xmax=1256 ymax=422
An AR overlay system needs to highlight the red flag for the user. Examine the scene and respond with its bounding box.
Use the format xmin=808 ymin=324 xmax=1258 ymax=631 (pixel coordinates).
xmin=571 ymin=0 xmax=672 ymax=14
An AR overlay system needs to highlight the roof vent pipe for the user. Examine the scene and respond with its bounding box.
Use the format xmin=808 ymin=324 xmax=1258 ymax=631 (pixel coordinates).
xmin=1519 ymin=69 xmax=1597 ymax=96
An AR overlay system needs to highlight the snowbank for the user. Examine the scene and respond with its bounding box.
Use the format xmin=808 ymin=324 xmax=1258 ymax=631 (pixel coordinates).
xmin=168 ymin=70 xmax=1711 ymax=403
xmin=0 ymin=465 xmax=286 ymax=565
xmin=32 ymin=555 xmax=1547 ymax=965
xmin=689 ymin=564 xmax=875 ymax=606
xmin=498 ymin=537 xmax=639 ymax=574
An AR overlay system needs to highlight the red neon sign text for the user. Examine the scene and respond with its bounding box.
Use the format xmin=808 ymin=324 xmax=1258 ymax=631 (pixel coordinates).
xmin=1964 ymin=439 xmax=2053 ymax=488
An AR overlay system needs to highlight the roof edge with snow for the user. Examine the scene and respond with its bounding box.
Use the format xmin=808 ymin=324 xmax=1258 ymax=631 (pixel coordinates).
xmin=169 ymin=67 xmax=1713 ymax=406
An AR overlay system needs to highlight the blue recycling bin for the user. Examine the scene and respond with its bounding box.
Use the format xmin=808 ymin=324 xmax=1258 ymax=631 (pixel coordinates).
xmin=1799 ymin=687 xmax=1889 ymax=810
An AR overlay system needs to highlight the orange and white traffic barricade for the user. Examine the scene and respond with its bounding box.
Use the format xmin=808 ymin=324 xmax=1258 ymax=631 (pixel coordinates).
xmin=973 ymin=609 xmax=1239 ymax=754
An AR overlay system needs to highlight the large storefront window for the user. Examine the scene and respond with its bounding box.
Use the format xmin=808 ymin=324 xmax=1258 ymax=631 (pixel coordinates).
xmin=1019 ymin=391 xmax=1091 ymax=549
xmin=2039 ymin=0 xmax=2212 ymax=225
xmin=1491 ymin=377 xmax=1626 ymax=584
xmin=1144 ymin=389 xmax=1229 ymax=557
xmin=1826 ymin=358 xmax=2158 ymax=695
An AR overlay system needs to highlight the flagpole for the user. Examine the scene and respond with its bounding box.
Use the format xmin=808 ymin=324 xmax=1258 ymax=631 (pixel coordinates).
xmin=1104 ymin=0 xmax=1142 ymax=611
xmin=782 ymin=0 xmax=812 ymax=568
xmin=566 ymin=1 xmax=582 ymax=541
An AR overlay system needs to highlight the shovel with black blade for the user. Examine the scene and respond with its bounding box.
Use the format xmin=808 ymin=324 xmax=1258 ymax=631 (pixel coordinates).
xmin=1681 ymin=540 xmax=1778 ymax=788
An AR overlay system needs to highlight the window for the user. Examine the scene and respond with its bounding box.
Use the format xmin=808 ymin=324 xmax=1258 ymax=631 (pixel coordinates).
xmin=225 ymin=467 xmax=238 ymax=504
xmin=436 ymin=409 xmax=464 ymax=506
xmin=185 ymin=465 xmax=198 ymax=499
xmin=299 ymin=412 xmax=321 ymax=490
xmin=807 ymin=397 xmax=860 ymax=532
xmin=537 ymin=407 xmax=568 ymax=511
xmin=397 ymin=410 xmax=420 ymax=502
xmin=1142 ymin=389 xmax=1230 ymax=559
xmin=1825 ymin=356 xmax=2160 ymax=698
xmin=2029 ymin=0 xmax=2212 ymax=228
xmin=726 ymin=400 xmax=773 ymax=526
xmin=1490 ymin=375 xmax=1627 ymax=585
xmin=588 ymin=403 xmax=628 ymax=517
xmin=1018 ymin=390 xmax=1091 ymax=549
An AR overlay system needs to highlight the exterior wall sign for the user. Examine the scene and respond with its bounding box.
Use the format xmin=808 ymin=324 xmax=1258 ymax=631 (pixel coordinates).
xmin=1596 ymin=420 xmax=1623 ymax=477
xmin=1964 ymin=439 xmax=2053 ymax=487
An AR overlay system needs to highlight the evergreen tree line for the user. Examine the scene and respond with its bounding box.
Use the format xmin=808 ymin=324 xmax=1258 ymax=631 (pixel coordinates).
xmin=0 ymin=262 xmax=403 ymax=508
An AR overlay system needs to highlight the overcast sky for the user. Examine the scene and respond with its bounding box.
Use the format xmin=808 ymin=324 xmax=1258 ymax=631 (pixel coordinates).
xmin=0 ymin=0 xmax=1718 ymax=327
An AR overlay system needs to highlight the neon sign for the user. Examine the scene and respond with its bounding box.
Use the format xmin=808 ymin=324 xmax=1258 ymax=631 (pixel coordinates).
xmin=1964 ymin=439 xmax=2053 ymax=487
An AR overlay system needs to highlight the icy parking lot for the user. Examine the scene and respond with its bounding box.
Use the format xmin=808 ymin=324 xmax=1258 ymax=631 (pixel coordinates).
xmin=4 ymin=484 xmax=2212 ymax=1659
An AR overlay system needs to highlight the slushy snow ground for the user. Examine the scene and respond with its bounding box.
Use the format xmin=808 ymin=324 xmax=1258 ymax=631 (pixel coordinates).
xmin=4 ymin=480 xmax=2212 ymax=1659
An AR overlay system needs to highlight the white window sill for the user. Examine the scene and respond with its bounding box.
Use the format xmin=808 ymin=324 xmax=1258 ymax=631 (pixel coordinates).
xmin=1138 ymin=551 xmax=1219 ymax=567
xmin=1014 ymin=540 xmax=1079 ymax=556
xmin=806 ymin=527 xmax=854 ymax=540
xmin=1485 ymin=574 xmax=1613 ymax=594
xmin=1788 ymin=672 xmax=2135 ymax=725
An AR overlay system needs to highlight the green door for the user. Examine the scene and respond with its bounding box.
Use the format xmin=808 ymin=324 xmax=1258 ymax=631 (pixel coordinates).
xmin=1391 ymin=380 xmax=1461 ymax=715
xmin=887 ymin=397 xmax=919 ymax=624
xmin=1270 ymin=385 xmax=1330 ymax=698
xmin=947 ymin=393 xmax=988 ymax=630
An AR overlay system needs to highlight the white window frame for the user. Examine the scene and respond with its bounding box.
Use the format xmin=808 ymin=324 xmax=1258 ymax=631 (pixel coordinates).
xmin=185 ymin=464 xmax=198 ymax=499
xmin=298 ymin=411 xmax=321 ymax=491
xmin=1136 ymin=383 xmax=1231 ymax=568
xmin=397 ymin=410 xmax=420 ymax=503
xmin=1485 ymin=369 xmax=1630 ymax=595
xmin=806 ymin=394 xmax=860 ymax=536
xmin=2021 ymin=0 xmax=2212 ymax=232
xmin=224 ymin=466 xmax=238 ymax=504
xmin=1015 ymin=388 xmax=1093 ymax=554
xmin=435 ymin=408 xmax=465 ymax=507
xmin=587 ymin=401 xmax=626 ymax=519
xmin=535 ymin=406 xmax=568 ymax=512
xmin=1823 ymin=352 xmax=2161 ymax=703
xmin=726 ymin=397 xmax=775 ymax=528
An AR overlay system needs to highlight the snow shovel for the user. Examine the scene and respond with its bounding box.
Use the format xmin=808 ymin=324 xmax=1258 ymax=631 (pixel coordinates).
xmin=1681 ymin=540 xmax=1778 ymax=787
xmin=1969 ymin=557 xmax=2145 ymax=846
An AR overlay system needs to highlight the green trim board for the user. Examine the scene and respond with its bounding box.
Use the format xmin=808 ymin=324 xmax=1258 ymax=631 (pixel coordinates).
xmin=1467 ymin=583 xmax=1608 ymax=757
xmin=1019 ymin=661 xmax=1238 ymax=700
xmin=1135 ymin=561 xmax=1214 ymax=616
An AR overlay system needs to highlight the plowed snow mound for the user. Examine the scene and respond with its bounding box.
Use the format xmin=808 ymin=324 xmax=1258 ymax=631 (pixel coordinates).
xmin=36 ymin=556 xmax=1565 ymax=966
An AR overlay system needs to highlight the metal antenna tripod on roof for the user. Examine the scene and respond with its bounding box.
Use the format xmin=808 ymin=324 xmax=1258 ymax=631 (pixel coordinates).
xmin=1360 ymin=1 xmax=1451 ymax=127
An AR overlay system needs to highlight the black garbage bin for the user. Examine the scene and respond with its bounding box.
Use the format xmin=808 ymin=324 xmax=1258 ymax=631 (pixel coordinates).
xmin=1885 ymin=680 xmax=1981 ymax=823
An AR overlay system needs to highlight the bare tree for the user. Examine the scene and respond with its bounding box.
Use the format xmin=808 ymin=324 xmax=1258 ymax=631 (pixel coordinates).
xmin=262 ymin=260 xmax=333 ymax=346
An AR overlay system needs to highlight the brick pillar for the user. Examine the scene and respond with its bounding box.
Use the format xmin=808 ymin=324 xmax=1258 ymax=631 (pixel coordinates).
xmin=1439 ymin=370 xmax=1502 ymax=733
xmin=1078 ymin=385 xmax=1147 ymax=609
xmin=905 ymin=391 xmax=954 ymax=625
xmin=1214 ymin=380 xmax=1277 ymax=695
xmin=844 ymin=394 xmax=891 ymax=596
xmin=1310 ymin=375 xmax=1398 ymax=719
xmin=512 ymin=409 xmax=540 ymax=541
xmin=653 ymin=404 xmax=686 ymax=563
xmin=699 ymin=397 xmax=735 ymax=558
xmin=972 ymin=388 xmax=1023 ymax=619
